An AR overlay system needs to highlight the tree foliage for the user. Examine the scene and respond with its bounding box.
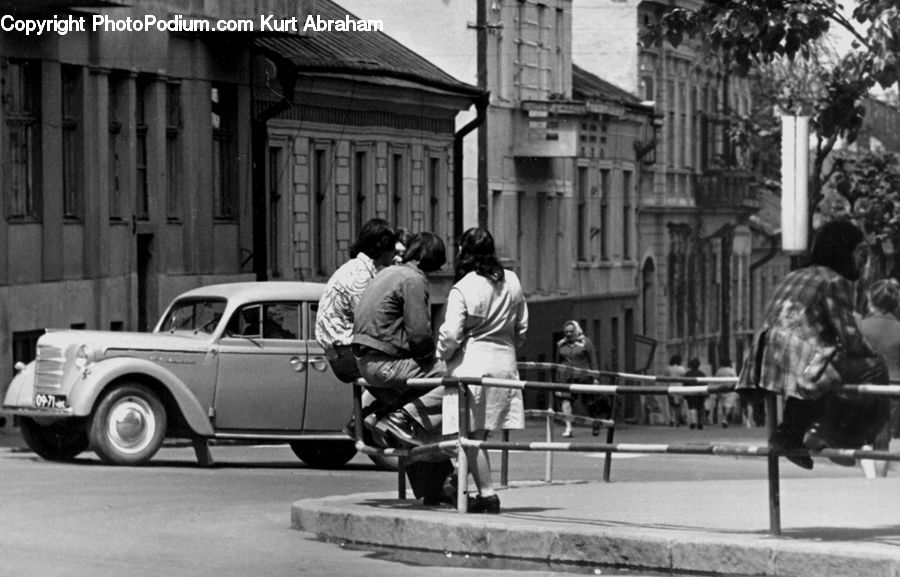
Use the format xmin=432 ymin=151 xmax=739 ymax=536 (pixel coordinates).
xmin=643 ymin=0 xmax=900 ymax=244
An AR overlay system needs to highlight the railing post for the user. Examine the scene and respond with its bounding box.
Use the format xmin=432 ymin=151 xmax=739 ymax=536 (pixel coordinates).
xmin=500 ymin=429 xmax=509 ymax=487
xmin=457 ymin=378 xmax=470 ymax=513
xmin=545 ymin=389 xmax=554 ymax=483
xmin=766 ymin=393 xmax=781 ymax=535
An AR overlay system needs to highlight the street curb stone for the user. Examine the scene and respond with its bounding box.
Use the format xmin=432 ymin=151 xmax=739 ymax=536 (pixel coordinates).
xmin=292 ymin=487 xmax=900 ymax=577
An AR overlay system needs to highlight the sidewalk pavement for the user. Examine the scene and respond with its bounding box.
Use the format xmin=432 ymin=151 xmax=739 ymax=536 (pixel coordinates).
xmin=293 ymin=463 xmax=900 ymax=577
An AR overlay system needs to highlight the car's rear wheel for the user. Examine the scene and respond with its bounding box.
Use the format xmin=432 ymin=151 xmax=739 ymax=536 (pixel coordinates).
xmin=290 ymin=439 xmax=356 ymax=468
xmin=89 ymin=384 xmax=167 ymax=465
xmin=19 ymin=417 xmax=89 ymax=461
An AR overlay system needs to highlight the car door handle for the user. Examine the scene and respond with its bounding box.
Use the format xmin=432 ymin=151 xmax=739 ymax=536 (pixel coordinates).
xmin=289 ymin=356 xmax=307 ymax=372
xmin=308 ymin=356 xmax=329 ymax=372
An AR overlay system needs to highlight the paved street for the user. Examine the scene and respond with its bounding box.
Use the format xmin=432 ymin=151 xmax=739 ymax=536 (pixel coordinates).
xmin=0 ymin=420 xmax=873 ymax=576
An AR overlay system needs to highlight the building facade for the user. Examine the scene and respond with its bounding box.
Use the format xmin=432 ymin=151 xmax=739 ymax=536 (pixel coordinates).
xmin=0 ymin=0 xmax=479 ymax=431
xmin=337 ymin=0 xmax=657 ymax=387
xmin=573 ymin=0 xmax=766 ymax=393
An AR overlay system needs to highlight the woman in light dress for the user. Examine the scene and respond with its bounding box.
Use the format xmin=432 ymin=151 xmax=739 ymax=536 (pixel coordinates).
xmin=437 ymin=227 xmax=528 ymax=514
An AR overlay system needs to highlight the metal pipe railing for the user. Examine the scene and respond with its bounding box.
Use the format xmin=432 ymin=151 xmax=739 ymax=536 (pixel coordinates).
xmin=351 ymin=366 xmax=900 ymax=535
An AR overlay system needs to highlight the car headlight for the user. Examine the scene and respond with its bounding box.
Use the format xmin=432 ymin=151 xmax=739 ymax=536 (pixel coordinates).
xmin=74 ymin=344 xmax=95 ymax=369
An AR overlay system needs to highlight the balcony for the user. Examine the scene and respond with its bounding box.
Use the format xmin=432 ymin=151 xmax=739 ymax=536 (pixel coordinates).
xmin=694 ymin=169 xmax=761 ymax=212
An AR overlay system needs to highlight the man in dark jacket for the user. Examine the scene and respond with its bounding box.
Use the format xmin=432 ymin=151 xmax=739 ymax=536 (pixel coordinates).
xmin=353 ymin=231 xmax=452 ymax=506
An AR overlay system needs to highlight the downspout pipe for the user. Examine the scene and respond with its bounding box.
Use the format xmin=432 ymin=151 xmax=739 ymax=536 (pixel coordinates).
xmin=453 ymin=93 xmax=489 ymax=253
xmin=250 ymin=51 xmax=298 ymax=281
xmin=748 ymin=227 xmax=780 ymax=335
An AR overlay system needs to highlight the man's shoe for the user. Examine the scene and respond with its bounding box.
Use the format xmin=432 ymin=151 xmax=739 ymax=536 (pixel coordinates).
xmin=442 ymin=473 xmax=458 ymax=507
xmin=591 ymin=422 xmax=602 ymax=436
xmin=467 ymin=494 xmax=500 ymax=514
xmin=562 ymin=429 xmax=573 ymax=438
xmin=803 ymin=426 xmax=857 ymax=467
xmin=769 ymin=429 xmax=814 ymax=470
xmin=375 ymin=411 xmax=424 ymax=447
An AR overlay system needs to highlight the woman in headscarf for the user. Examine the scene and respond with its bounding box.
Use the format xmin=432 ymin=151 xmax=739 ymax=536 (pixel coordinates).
xmin=555 ymin=320 xmax=599 ymax=437
xmin=739 ymin=219 xmax=889 ymax=470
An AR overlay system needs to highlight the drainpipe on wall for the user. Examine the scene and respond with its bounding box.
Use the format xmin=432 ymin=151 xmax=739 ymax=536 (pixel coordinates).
xmin=748 ymin=226 xmax=780 ymax=334
xmin=453 ymin=93 xmax=489 ymax=252
xmin=250 ymin=51 xmax=297 ymax=281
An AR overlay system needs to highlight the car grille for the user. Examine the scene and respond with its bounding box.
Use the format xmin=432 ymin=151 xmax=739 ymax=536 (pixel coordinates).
xmin=35 ymin=342 xmax=66 ymax=389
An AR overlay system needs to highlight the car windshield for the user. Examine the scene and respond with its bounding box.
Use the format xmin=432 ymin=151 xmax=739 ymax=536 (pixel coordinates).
xmin=158 ymin=298 xmax=227 ymax=335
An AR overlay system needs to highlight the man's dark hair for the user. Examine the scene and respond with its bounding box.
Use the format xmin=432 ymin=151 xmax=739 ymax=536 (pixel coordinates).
xmin=809 ymin=220 xmax=865 ymax=281
xmin=403 ymin=231 xmax=446 ymax=273
xmin=455 ymin=227 xmax=503 ymax=283
xmin=350 ymin=218 xmax=399 ymax=259
xmin=669 ymin=354 xmax=682 ymax=366
xmin=688 ymin=357 xmax=701 ymax=370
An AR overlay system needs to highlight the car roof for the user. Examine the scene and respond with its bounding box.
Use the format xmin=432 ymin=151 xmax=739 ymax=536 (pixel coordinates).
xmin=174 ymin=281 xmax=326 ymax=303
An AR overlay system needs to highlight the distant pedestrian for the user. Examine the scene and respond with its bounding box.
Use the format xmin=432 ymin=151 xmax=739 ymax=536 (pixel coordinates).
xmin=393 ymin=227 xmax=413 ymax=265
xmin=714 ymin=358 xmax=739 ymax=428
xmin=438 ymin=227 xmax=528 ymax=513
xmin=665 ymin=355 xmax=687 ymax=427
xmin=555 ymin=320 xmax=599 ymax=437
xmin=684 ymin=358 xmax=706 ymax=430
xmin=858 ymin=278 xmax=900 ymax=477
xmin=739 ymin=220 xmax=889 ymax=470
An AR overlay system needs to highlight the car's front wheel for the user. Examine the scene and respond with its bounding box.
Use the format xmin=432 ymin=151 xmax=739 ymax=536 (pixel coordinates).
xmin=19 ymin=417 xmax=89 ymax=461
xmin=89 ymin=383 xmax=167 ymax=465
xmin=290 ymin=439 xmax=356 ymax=468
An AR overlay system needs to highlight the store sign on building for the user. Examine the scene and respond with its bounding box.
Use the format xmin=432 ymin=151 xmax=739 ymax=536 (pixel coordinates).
xmin=514 ymin=105 xmax=577 ymax=158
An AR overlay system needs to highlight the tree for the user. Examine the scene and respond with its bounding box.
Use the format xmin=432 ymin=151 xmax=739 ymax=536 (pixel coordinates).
xmin=643 ymin=0 xmax=900 ymax=243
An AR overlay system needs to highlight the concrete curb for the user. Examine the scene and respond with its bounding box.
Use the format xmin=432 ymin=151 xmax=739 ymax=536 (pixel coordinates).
xmin=291 ymin=488 xmax=900 ymax=577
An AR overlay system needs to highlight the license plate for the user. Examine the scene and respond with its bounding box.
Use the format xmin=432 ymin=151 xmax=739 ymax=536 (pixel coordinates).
xmin=34 ymin=393 xmax=69 ymax=409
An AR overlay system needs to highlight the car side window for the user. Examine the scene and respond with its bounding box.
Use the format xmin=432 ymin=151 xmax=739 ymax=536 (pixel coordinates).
xmin=226 ymin=303 xmax=300 ymax=340
xmin=226 ymin=305 xmax=262 ymax=337
xmin=263 ymin=303 xmax=298 ymax=339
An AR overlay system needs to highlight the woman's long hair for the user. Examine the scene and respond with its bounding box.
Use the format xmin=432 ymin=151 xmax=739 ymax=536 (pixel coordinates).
xmin=455 ymin=227 xmax=503 ymax=283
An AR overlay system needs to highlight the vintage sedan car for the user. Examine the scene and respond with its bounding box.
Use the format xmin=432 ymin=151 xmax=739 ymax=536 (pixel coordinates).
xmin=2 ymin=282 xmax=364 ymax=468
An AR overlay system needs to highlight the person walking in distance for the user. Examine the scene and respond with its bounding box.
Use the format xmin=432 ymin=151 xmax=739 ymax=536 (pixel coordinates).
xmin=858 ymin=278 xmax=900 ymax=477
xmin=437 ymin=227 xmax=528 ymax=513
xmin=555 ymin=320 xmax=599 ymax=437
xmin=739 ymin=220 xmax=889 ymax=470
xmin=684 ymin=358 xmax=706 ymax=430
xmin=665 ymin=355 xmax=687 ymax=427
xmin=715 ymin=358 xmax=739 ymax=428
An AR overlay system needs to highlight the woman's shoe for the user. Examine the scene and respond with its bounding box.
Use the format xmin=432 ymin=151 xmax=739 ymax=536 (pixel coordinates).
xmin=562 ymin=429 xmax=573 ymax=438
xmin=467 ymin=494 xmax=500 ymax=514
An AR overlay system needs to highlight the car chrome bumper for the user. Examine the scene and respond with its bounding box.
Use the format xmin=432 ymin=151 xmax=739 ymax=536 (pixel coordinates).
xmin=0 ymin=405 xmax=73 ymax=417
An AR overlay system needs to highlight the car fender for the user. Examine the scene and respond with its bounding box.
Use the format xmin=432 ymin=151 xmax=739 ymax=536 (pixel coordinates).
xmin=71 ymin=357 xmax=214 ymax=436
xmin=3 ymin=361 xmax=36 ymax=408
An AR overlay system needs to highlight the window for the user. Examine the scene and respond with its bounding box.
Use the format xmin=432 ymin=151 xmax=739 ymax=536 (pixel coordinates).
xmin=352 ymin=148 xmax=370 ymax=236
xmin=390 ymin=152 xmax=405 ymax=226
xmin=599 ymin=169 xmax=610 ymax=261
xmin=623 ymin=171 xmax=632 ymax=259
xmin=227 ymin=303 xmax=300 ymax=340
xmin=211 ymin=84 xmax=236 ymax=220
xmin=12 ymin=329 xmax=43 ymax=373
xmin=166 ymin=82 xmax=182 ymax=220
xmin=576 ymin=166 xmax=588 ymax=261
xmin=3 ymin=60 xmax=40 ymax=220
xmin=135 ymin=75 xmax=150 ymax=220
xmin=108 ymin=73 xmax=124 ymax=220
xmin=427 ymin=156 xmax=442 ymax=236
xmin=62 ymin=65 xmax=82 ymax=220
xmin=312 ymin=146 xmax=330 ymax=277
xmin=268 ymin=146 xmax=283 ymax=277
